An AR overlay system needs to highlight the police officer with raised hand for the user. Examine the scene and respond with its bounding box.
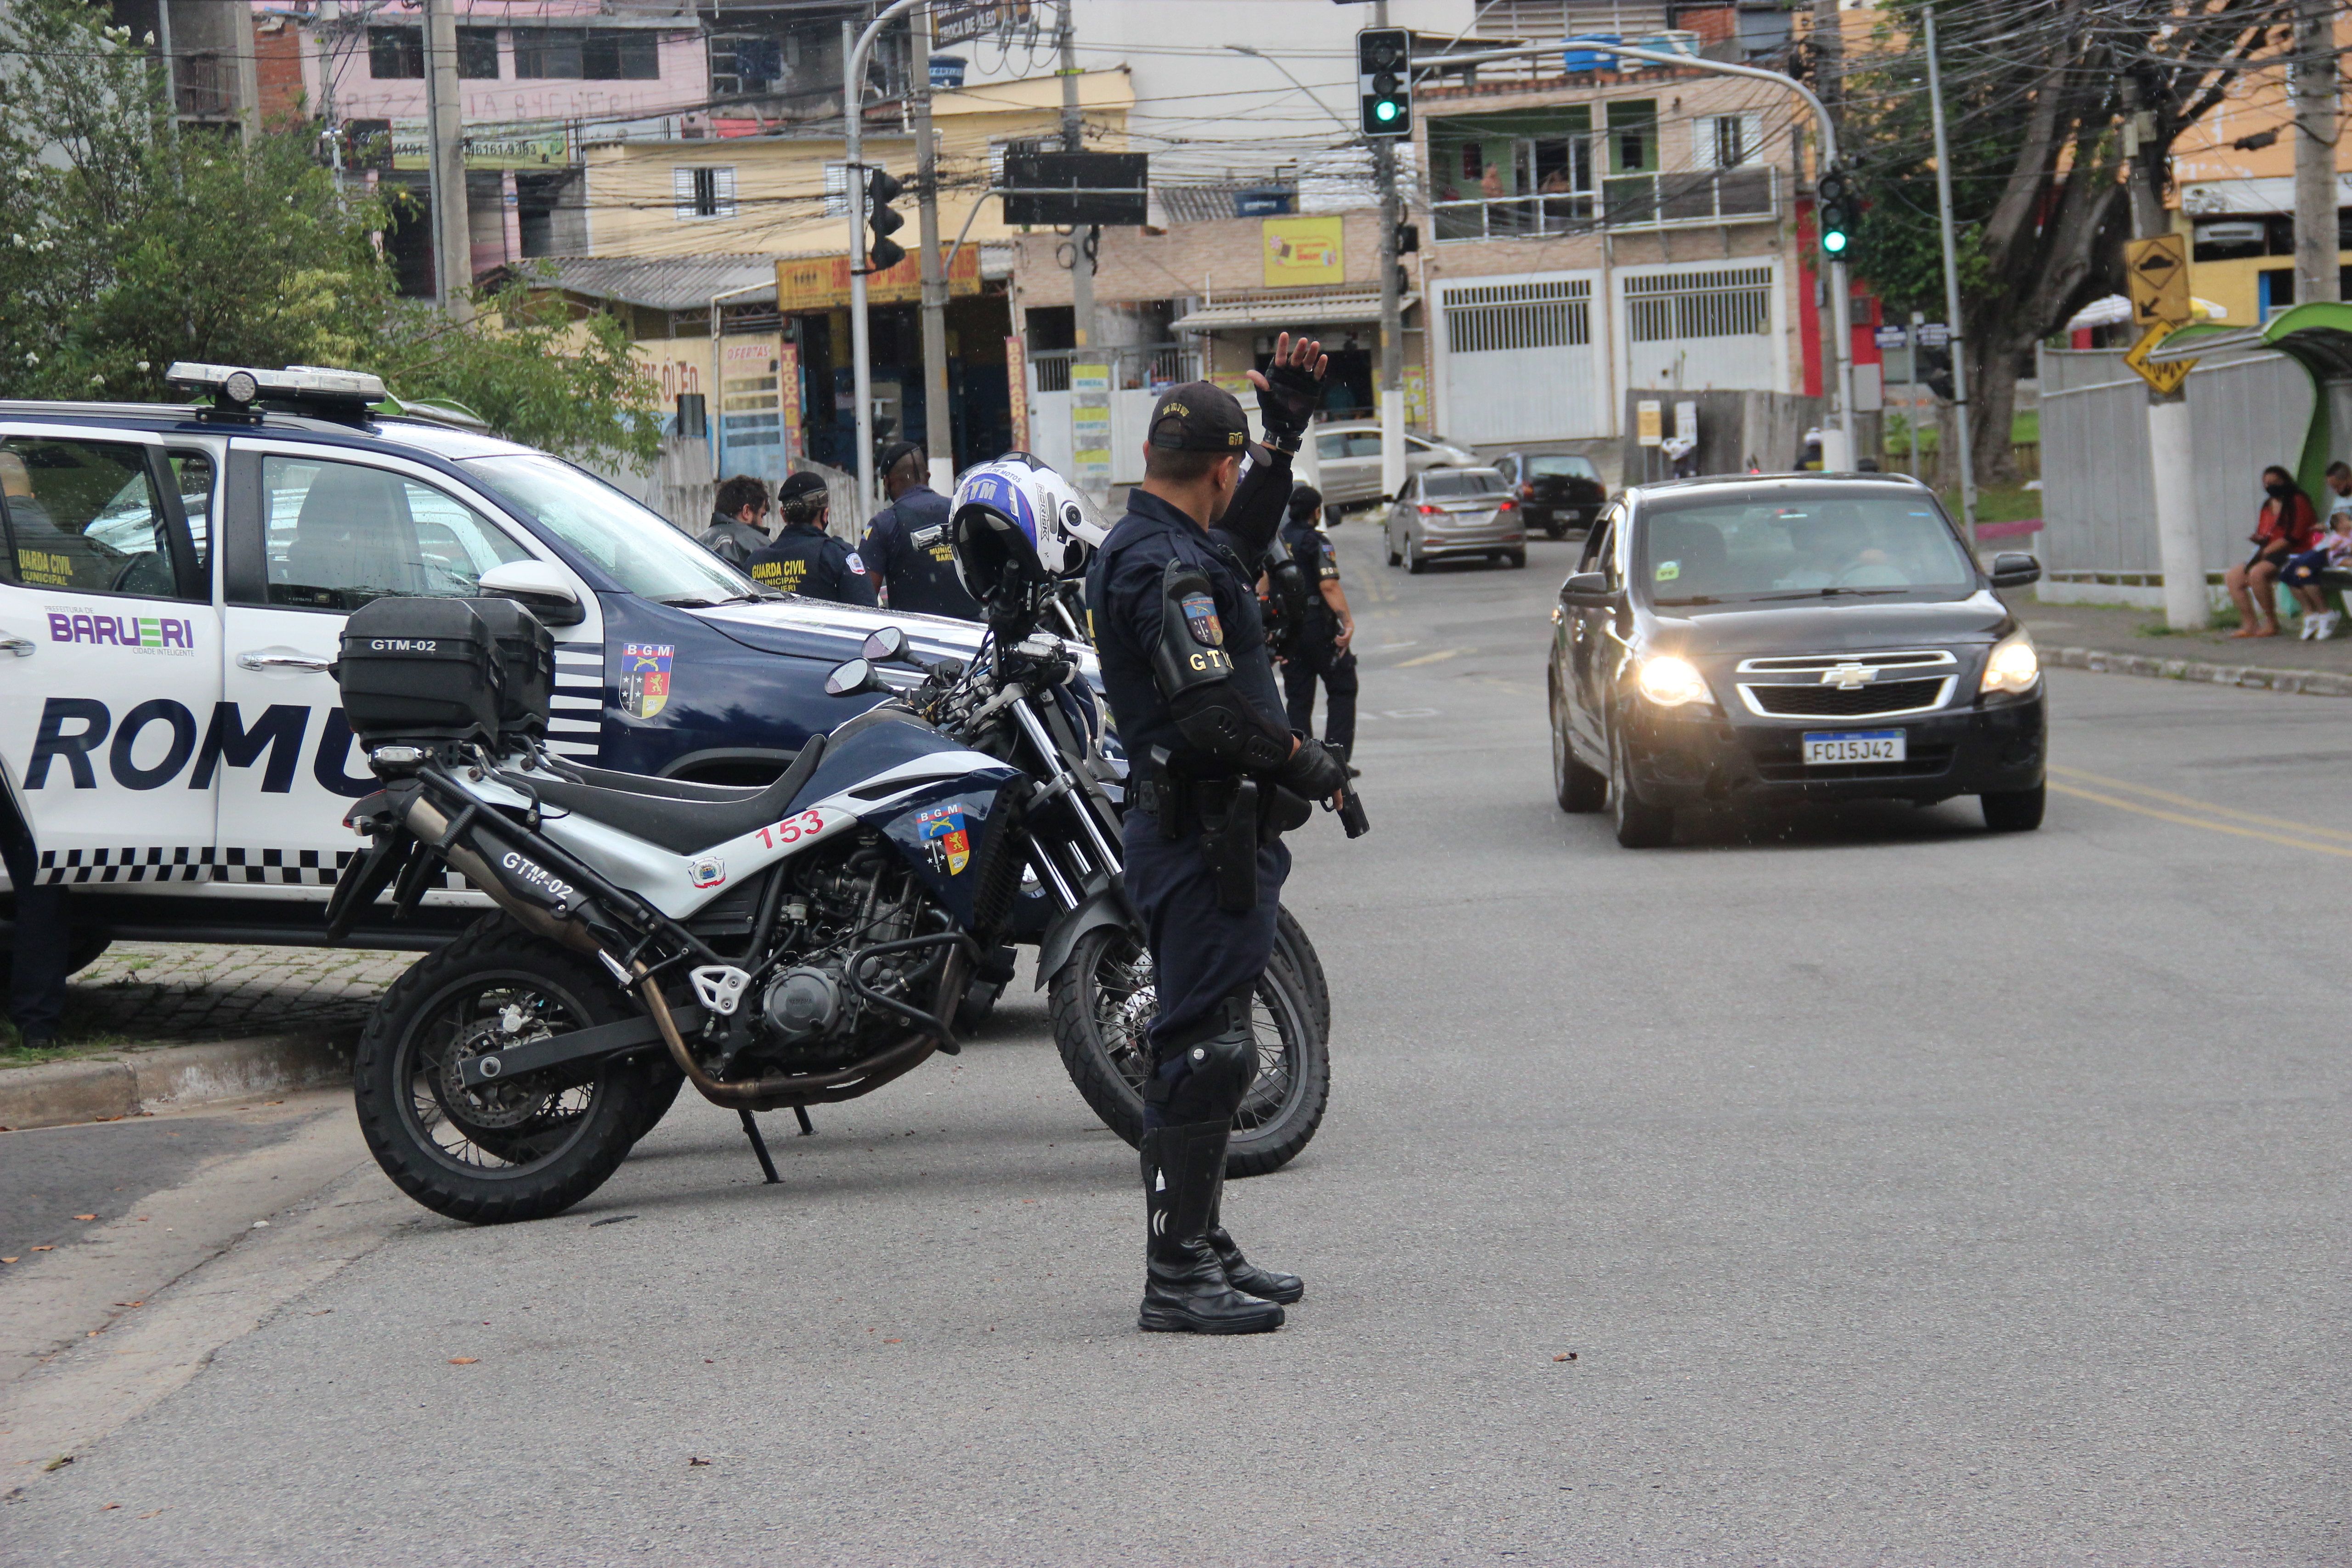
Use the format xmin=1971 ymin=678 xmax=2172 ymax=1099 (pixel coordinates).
xmin=863 ymin=441 xmax=979 ymax=620
xmin=1085 ymin=332 xmax=1346 ymax=1336
xmin=1278 ymin=483 xmax=1358 ymax=769
xmin=746 ymin=471 xmax=877 ymax=606
xmin=699 ymin=474 xmax=773 ymax=569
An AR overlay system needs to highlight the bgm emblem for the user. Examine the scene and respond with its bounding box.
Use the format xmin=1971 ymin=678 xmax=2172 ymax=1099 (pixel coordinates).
xmin=1181 ymin=593 xmax=1223 ymax=648
xmin=916 ymin=804 xmax=971 ymax=875
xmin=1821 ymin=662 xmax=1877 ymax=691
xmin=689 ymin=855 xmax=725 ymax=889
xmin=622 ymin=642 xmax=675 ymax=718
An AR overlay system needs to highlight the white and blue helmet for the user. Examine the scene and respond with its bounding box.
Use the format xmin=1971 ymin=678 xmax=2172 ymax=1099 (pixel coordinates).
xmin=949 ymin=453 xmax=1112 ymax=602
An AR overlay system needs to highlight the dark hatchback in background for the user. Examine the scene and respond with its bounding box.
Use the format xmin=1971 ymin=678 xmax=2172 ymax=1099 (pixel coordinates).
xmin=1496 ymin=451 xmax=1609 ymax=538
xmin=1546 ymin=474 xmax=2047 ymax=847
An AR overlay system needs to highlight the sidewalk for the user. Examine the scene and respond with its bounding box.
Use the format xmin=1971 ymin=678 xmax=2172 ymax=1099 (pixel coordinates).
xmin=2013 ymin=596 xmax=2352 ymax=696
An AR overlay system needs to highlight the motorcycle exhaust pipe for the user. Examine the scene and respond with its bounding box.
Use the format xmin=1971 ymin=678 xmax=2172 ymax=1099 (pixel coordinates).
xmin=401 ymin=796 xmax=603 ymax=957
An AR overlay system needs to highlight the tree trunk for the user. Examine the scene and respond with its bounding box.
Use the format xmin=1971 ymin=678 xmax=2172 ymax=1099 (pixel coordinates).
xmin=1970 ymin=336 xmax=2032 ymax=489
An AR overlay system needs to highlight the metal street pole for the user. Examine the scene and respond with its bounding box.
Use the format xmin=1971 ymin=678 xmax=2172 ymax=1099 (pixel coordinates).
xmin=2292 ymin=0 xmax=2341 ymax=305
xmin=1434 ymin=38 xmax=1857 ymax=469
xmin=1375 ymin=0 xmax=1405 ymax=503
xmin=1922 ymin=10 xmax=1977 ymax=544
xmin=844 ymin=0 xmax=933 ymax=520
xmin=912 ymin=4 xmax=954 ymax=491
xmin=1907 ymin=311 xmax=1922 ymax=477
xmin=1057 ymin=0 xmax=1097 ymax=353
xmin=424 ymin=0 xmax=472 ymax=322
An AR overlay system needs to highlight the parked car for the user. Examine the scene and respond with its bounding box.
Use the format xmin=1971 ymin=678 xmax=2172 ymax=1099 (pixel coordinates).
xmin=0 ymin=362 xmax=1014 ymax=963
xmin=1547 ymin=472 xmax=2046 ymax=848
xmin=1494 ymin=451 xmax=1609 ymax=539
xmin=1312 ymin=422 xmax=1477 ymax=510
xmin=1383 ymin=466 xmax=1525 ymax=572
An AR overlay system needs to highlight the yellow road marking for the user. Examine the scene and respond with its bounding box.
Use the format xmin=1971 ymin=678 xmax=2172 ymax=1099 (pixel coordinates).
xmin=1394 ymin=648 xmax=1461 ymax=668
xmin=2049 ymin=764 xmax=2352 ymax=844
xmin=2048 ymin=782 xmax=2352 ymax=860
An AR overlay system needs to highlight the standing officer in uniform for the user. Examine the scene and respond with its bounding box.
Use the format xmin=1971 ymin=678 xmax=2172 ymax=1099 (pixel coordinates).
xmin=746 ymin=471 xmax=876 ymax=606
xmin=1277 ymin=484 xmax=1358 ymax=768
xmin=862 ymin=441 xmax=979 ymax=620
xmin=699 ymin=474 xmax=773 ymax=569
xmin=1086 ymin=333 xmax=1349 ymax=1336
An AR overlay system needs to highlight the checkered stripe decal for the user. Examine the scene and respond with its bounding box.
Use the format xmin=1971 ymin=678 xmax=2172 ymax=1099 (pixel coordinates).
xmin=548 ymin=643 xmax=604 ymax=761
xmin=36 ymin=846 xmax=469 ymax=890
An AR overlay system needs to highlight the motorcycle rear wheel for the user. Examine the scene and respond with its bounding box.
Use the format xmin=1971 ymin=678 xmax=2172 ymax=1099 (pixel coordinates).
xmin=352 ymin=922 xmax=655 ymax=1223
xmin=1272 ymin=903 xmax=1331 ymax=1041
xmin=1049 ymin=926 xmax=1328 ymax=1178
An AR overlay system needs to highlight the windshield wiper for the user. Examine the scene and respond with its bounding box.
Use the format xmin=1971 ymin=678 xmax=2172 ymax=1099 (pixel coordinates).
xmin=1652 ymin=595 xmax=1726 ymax=606
xmin=658 ymin=591 xmax=765 ymax=608
xmin=1745 ymin=587 xmax=1909 ymax=601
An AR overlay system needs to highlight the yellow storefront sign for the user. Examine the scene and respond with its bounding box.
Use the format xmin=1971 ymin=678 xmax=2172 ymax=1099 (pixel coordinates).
xmin=1262 ymin=217 xmax=1345 ymax=289
xmin=775 ymin=247 xmax=982 ymax=313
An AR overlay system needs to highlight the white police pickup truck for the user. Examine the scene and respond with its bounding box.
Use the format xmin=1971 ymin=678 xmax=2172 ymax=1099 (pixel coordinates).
xmin=0 ymin=364 xmax=998 ymax=971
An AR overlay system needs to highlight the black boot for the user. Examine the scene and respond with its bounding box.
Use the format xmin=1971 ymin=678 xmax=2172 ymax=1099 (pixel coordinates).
xmin=1207 ymin=1174 xmax=1304 ymax=1305
xmin=1139 ymin=1120 xmax=1284 ymax=1334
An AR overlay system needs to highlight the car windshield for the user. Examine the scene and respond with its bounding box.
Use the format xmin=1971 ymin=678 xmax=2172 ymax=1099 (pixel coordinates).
xmin=462 ymin=454 xmax=771 ymax=606
xmin=1529 ymin=455 xmax=1598 ymax=481
xmin=1423 ymin=470 xmax=1506 ymax=499
xmin=1637 ymin=490 xmax=1976 ymax=605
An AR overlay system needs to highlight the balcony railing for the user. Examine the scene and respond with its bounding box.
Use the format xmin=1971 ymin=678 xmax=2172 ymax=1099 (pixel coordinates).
xmin=1028 ymin=343 xmax=1201 ymax=394
xmin=1433 ymin=165 xmax=1776 ymax=242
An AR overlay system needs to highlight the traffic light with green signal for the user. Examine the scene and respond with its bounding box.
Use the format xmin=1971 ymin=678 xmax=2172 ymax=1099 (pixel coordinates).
xmin=1357 ymin=28 xmax=1410 ymax=138
xmin=865 ymin=168 xmax=907 ymax=272
xmin=1815 ymin=164 xmax=1854 ymax=262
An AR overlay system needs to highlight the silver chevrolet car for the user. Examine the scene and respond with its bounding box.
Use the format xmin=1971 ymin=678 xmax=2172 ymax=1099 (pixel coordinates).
xmin=1383 ymin=466 xmax=1526 ymax=572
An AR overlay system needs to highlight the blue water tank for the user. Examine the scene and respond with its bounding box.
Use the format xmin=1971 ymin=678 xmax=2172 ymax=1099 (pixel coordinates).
xmin=1562 ymin=34 xmax=1622 ymax=74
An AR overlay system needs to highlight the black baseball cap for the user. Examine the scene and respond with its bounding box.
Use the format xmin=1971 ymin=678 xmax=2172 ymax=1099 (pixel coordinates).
xmin=1147 ymin=381 xmax=1250 ymax=452
xmin=778 ymin=471 xmax=828 ymax=503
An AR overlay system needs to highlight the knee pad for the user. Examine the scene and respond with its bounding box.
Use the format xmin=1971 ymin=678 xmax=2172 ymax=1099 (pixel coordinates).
xmin=1144 ymin=993 xmax=1259 ymax=1125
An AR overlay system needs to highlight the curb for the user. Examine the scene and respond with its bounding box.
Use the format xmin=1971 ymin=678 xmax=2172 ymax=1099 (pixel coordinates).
xmin=0 ymin=1029 xmax=357 ymax=1132
xmin=2050 ymin=646 xmax=2352 ymax=698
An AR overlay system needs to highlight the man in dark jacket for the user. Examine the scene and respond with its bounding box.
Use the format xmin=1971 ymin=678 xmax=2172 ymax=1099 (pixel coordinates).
xmin=862 ymin=441 xmax=979 ymax=619
xmin=746 ymin=471 xmax=876 ymax=606
xmin=1278 ymin=484 xmax=1358 ymax=766
xmin=699 ymin=474 xmax=773 ymax=568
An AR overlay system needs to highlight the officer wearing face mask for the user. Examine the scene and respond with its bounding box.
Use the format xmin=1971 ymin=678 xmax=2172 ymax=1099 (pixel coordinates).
xmin=1083 ymin=333 xmax=1351 ymax=1336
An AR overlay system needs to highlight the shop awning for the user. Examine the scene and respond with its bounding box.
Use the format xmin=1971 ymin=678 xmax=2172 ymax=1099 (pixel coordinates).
xmin=1171 ymin=290 xmax=1417 ymax=334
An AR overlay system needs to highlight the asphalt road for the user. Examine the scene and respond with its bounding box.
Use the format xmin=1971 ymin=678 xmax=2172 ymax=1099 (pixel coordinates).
xmin=0 ymin=1104 xmax=314 ymax=1264
xmin=5 ymin=527 xmax=2345 ymax=1565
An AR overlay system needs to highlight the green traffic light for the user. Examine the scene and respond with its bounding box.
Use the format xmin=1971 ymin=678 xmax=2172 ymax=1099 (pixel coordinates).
xmin=1375 ymin=100 xmax=1398 ymax=122
xmin=1822 ymin=230 xmax=1849 ymax=254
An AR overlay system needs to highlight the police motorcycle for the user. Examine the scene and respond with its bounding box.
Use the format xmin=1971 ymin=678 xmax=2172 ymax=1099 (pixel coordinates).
xmin=327 ymin=591 xmax=1066 ymax=1222
xmin=850 ymin=455 xmax=1334 ymax=1178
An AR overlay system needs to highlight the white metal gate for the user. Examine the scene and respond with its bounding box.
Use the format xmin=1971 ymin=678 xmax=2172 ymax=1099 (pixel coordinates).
xmin=1436 ymin=274 xmax=1603 ymax=442
xmin=1619 ymin=265 xmax=1778 ymax=393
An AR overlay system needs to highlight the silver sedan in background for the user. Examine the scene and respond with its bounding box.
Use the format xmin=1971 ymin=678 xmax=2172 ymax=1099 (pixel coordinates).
xmin=1384 ymin=466 xmax=1526 ymax=573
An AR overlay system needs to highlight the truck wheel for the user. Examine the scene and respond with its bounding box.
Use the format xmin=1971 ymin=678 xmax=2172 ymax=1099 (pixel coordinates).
xmin=1610 ymin=728 xmax=1675 ymax=848
xmin=1981 ymin=783 xmax=2046 ymax=832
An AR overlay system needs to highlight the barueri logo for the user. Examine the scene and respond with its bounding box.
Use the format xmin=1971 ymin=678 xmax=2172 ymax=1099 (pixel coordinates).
xmin=48 ymin=609 xmax=196 ymax=656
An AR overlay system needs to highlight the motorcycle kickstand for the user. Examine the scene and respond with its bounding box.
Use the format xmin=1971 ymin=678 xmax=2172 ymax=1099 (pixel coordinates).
xmin=793 ymin=1106 xmax=815 ymax=1136
xmin=737 ymin=1108 xmax=781 ymax=1185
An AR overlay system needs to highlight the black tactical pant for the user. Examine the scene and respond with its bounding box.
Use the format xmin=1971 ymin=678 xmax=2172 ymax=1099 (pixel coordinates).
xmin=1282 ymin=635 xmax=1357 ymax=761
xmin=1 ymin=825 xmax=68 ymax=1041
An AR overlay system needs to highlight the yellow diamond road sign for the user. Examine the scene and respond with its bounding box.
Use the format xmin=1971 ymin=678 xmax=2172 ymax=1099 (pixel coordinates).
xmin=2125 ymin=234 xmax=2191 ymax=328
xmin=2124 ymin=324 xmax=2193 ymax=396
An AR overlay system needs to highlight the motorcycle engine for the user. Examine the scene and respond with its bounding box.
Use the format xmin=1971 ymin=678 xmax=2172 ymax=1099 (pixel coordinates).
xmin=761 ymin=968 xmax=843 ymax=1042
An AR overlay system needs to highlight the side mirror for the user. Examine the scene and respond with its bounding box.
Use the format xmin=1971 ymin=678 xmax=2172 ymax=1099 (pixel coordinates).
xmin=1989 ymin=551 xmax=2041 ymax=589
xmin=1560 ymin=571 xmax=1614 ymax=608
xmin=824 ymin=657 xmax=883 ymax=697
xmin=477 ymin=560 xmax=586 ymax=627
xmin=861 ymin=625 xmax=912 ymax=664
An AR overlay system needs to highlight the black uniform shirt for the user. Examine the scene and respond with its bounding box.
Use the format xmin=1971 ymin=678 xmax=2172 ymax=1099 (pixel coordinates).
xmin=1087 ymin=486 xmax=1291 ymax=779
xmin=699 ymin=516 xmax=770 ymax=570
xmin=746 ymin=522 xmax=877 ymax=606
xmin=1279 ymin=519 xmax=1341 ymax=635
xmin=862 ymin=484 xmax=978 ymax=620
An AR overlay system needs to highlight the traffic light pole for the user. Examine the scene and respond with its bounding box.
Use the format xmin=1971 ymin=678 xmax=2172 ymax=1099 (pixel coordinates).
xmin=913 ymin=3 xmax=954 ymax=492
xmin=1374 ymin=1 xmax=1404 ymax=504
xmin=843 ymin=0 xmax=928 ymax=523
xmin=1432 ymin=39 xmax=1857 ymax=471
xmin=1922 ymin=11 xmax=1978 ymax=544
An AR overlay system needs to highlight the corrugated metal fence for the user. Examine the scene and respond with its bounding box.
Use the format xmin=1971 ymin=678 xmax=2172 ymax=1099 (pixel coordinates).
xmin=2039 ymin=345 xmax=2312 ymax=577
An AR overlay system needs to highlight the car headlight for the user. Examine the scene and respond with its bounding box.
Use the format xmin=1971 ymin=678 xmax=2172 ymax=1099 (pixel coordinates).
xmin=1980 ymin=632 xmax=2040 ymax=696
xmin=1635 ymin=654 xmax=1713 ymax=708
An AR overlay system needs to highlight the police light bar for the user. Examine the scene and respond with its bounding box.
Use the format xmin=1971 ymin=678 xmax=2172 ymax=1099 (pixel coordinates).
xmin=165 ymin=362 xmax=386 ymax=411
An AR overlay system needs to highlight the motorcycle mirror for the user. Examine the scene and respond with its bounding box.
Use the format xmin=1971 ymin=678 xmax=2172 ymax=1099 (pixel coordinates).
xmin=861 ymin=625 xmax=910 ymax=664
xmin=824 ymin=657 xmax=881 ymax=697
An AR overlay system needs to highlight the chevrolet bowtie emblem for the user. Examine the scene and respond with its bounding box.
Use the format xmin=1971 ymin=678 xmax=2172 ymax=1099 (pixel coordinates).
xmin=1821 ymin=662 xmax=1876 ymax=690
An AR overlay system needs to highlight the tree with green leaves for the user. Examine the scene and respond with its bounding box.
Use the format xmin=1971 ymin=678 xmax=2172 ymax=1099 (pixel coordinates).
xmin=0 ymin=0 xmax=656 ymax=472
xmin=1841 ymin=0 xmax=2298 ymax=486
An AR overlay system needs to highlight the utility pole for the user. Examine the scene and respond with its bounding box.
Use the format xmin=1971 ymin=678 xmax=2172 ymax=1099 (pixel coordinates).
xmin=154 ymin=0 xmax=179 ymax=140
xmin=1922 ymin=10 xmax=1977 ymax=545
xmin=913 ymin=4 xmax=954 ymax=490
xmin=1809 ymin=0 xmax=1849 ymax=471
xmin=423 ymin=0 xmax=472 ymax=322
xmin=2292 ymin=0 xmax=2341 ymax=306
xmin=1057 ymin=0 xmax=1096 ymax=353
xmin=844 ymin=0 xmax=929 ymax=521
xmin=1374 ymin=0 xmax=1405 ymax=505
xmin=2119 ymin=76 xmax=2167 ymax=238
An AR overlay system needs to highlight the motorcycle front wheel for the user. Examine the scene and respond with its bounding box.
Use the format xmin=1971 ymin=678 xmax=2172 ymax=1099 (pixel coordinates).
xmin=353 ymin=922 xmax=655 ymax=1223
xmin=1049 ymin=927 xmax=1329 ymax=1178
